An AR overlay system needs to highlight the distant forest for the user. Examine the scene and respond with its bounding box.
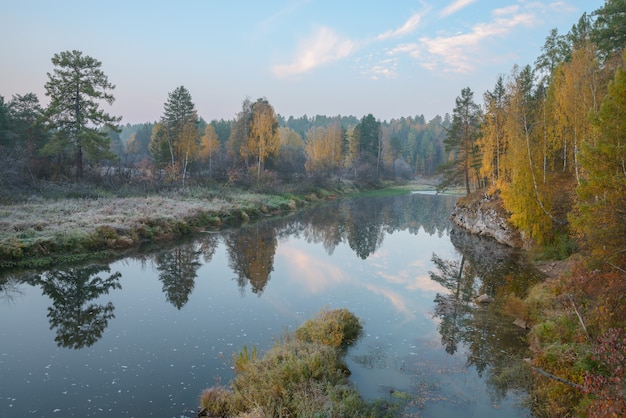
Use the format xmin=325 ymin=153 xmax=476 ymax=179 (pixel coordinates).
xmin=114 ymin=111 xmax=449 ymax=184
xmin=1 ymin=72 xmax=449 ymax=198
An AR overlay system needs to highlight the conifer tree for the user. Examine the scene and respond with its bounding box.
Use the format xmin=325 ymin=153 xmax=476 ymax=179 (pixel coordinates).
xmin=43 ymin=50 xmax=120 ymax=180
xmin=572 ymin=52 xmax=626 ymax=269
xmin=439 ymin=87 xmax=481 ymax=195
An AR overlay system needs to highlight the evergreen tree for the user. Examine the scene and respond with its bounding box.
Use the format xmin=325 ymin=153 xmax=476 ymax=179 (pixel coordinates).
xmin=439 ymin=87 xmax=481 ymax=195
xmin=151 ymin=86 xmax=199 ymax=185
xmin=573 ymin=51 xmax=626 ymax=269
xmin=43 ymin=50 xmax=120 ymax=180
xmin=592 ymin=0 xmax=626 ymax=61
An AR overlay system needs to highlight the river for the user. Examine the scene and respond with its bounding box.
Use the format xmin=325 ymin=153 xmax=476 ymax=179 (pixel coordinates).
xmin=0 ymin=193 xmax=537 ymax=417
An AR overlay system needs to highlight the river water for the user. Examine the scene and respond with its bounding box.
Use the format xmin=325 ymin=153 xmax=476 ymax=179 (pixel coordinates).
xmin=0 ymin=193 xmax=537 ymax=417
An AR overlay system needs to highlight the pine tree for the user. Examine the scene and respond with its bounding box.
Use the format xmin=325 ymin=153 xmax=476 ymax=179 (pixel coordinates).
xmin=43 ymin=50 xmax=120 ymax=180
xmin=439 ymin=87 xmax=481 ymax=195
xmin=151 ymin=86 xmax=199 ymax=185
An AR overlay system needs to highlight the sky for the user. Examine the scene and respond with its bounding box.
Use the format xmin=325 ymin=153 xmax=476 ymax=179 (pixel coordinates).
xmin=1 ymin=0 xmax=606 ymax=124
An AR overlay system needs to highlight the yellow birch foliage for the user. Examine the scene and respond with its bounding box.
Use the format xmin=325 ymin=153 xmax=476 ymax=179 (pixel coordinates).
xmin=499 ymin=65 xmax=554 ymax=244
xmin=304 ymin=122 xmax=343 ymax=174
xmin=479 ymin=76 xmax=508 ymax=188
xmin=199 ymin=124 xmax=220 ymax=166
xmin=552 ymin=43 xmax=605 ymax=183
xmin=248 ymin=99 xmax=279 ymax=179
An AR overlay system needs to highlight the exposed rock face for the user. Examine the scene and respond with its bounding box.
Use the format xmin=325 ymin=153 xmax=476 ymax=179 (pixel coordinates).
xmin=450 ymin=191 xmax=523 ymax=248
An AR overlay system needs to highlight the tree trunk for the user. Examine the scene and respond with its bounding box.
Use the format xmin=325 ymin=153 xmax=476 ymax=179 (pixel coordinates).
xmin=76 ymin=144 xmax=83 ymax=181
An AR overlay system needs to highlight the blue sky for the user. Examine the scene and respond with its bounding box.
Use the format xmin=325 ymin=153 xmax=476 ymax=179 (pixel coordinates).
xmin=1 ymin=0 xmax=604 ymax=124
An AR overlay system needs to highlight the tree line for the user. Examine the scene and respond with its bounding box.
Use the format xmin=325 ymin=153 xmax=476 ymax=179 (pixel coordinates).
xmin=440 ymin=0 xmax=626 ymax=271
xmin=0 ymin=51 xmax=448 ymax=199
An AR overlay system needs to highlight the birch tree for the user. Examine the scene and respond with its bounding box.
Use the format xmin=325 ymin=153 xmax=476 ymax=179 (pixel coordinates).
xmin=248 ymin=98 xmax=279 ymax=181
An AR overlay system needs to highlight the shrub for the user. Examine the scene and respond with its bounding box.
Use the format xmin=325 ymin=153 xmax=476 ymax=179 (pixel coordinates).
xmin=295 ymin=307 xmax=364 ymax=348
xmin=582 ymin=328 xmax=626 ymax=417
xmin=0 ymin=238 xmax=24 ymax=260
xmin=198 ymin=308 xmax=383 ymax=417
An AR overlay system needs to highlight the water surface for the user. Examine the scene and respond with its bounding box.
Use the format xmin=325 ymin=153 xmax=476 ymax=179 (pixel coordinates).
xmin=0 ymin=194 xmax=535 ymax=417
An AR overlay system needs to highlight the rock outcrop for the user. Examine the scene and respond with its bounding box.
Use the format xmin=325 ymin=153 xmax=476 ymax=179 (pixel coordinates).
xmin=450 ymin=191 xmax=523 ymax=248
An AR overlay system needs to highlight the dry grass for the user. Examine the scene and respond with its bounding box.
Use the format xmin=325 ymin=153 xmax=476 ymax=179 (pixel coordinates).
xmin=0 ymin=191 xmax=298 ymax=266
xmin=199 ymin=308 xmax=393 ymax=417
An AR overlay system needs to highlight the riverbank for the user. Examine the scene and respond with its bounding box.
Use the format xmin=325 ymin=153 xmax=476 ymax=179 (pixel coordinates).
xmin=1 ymin=178 xmax=449 ymax=270
xmin=451 ymin=188 xmax=626 ymax=417
xmin=0 ymin=186 xmax=352 ymax=270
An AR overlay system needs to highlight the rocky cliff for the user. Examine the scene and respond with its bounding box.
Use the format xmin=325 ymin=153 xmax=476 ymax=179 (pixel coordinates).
xmin=450 ymin=191 xmax=523 ymax=248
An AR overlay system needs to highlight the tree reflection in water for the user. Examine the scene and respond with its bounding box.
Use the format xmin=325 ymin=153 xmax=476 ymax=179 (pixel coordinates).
xmin=429 ymin=226 xmax=540 ymax=403
xmin=225 ymin=223 xmax=278 ymax=296
xmin=36 ymin=265 xmax=122 ymax=349
xmin=154 ymin=242 xmax=205 ymax=309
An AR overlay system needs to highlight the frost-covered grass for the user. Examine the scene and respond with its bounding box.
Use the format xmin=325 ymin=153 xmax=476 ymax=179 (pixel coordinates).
xmin=0 ymin=191 xmax=299 ymax=267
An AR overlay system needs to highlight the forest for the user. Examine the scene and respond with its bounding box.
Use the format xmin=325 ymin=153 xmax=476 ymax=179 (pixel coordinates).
xmin=436 ymin=1 xmax=626 ymax=268
xmin=437 ymin=1 xmax=626 ymax=416
xmin=0 ymin=64 xmax=448 ymax=201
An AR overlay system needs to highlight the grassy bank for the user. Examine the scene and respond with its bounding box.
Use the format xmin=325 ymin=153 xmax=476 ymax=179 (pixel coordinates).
xmin=198 ymin=308 xmax=398 ymax=417
xmin=1 ymin=178 xmax=450 ymax=270
xmin=0 ymin=187 xmax=339 ymax=269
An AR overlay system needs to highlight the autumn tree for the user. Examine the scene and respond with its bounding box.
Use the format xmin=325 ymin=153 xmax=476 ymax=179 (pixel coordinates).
xmin=304 ymin=120 xmax=344 ymax=177
xmin=499 ymin=65 xmax=557 ymax=244
xmin=150 ymin=86 xmax=199 ymax=186
xmin=438 ymin=87 xmax=481 ymax=195
xmin=199 ymin=124 xmax=220 ymax=174
xmin=572 ymin=52 xmax=626 ymax=270
xmin=227 ymin=98 xmax=253 ymax=168
xmin=43 ymin=50 xmax=120 ymax=180
xmin=248 ymin=98 xmax=280 ymax=181
xmin=479 ymin=76 xmax=508 ymax=187
xmin=552 ymin=42 xmax=605 ymax=184
xmin=178 ymin=117 xmax=200 ymax=186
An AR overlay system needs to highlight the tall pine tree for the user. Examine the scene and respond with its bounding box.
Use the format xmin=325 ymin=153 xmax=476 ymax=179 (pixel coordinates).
xmin=43 ymin=50 xmax=120 ymax=180
xmin=439 ymin=87 xmax=481 ymax=195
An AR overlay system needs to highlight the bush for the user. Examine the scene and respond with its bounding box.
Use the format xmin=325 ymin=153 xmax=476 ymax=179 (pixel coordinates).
xmin=295 ymin=307 xmax=363 ymax=348
xmin=199 ymin=308 xmax=388 ymax=417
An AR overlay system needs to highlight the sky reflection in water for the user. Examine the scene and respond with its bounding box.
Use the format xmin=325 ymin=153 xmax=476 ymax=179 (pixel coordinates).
xmin=0 ymin=194 xmax=533 ymax=417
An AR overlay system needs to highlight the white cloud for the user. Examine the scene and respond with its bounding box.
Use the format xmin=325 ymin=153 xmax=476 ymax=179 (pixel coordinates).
xmin=272 ymin=26 xmax=358 ymax=78
xmin=376 ymin=9 xmax=429 ymax=41
xmin=440 ymin=0 xmax=478 ymax=17
xmin=360 ymin=56 xmax=398 ymax=80
xmin=410 ymin=8 xmax=537 ymax=73
xmin=493 ymin=5 xmax=520 ymax=16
